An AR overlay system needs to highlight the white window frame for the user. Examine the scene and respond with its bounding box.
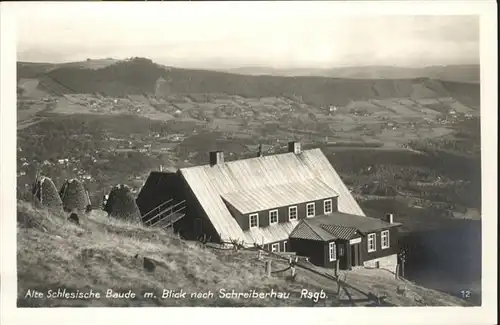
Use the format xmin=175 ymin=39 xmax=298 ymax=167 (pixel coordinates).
xmin=329 ymin=242 xmax=336 ymax=261
xmin=283 ymin=240 xmax=287 ymax=252
xmin=306 ymin=202 xmax=316 ymax=218
xmin=324 ymin=199 xmax=333 ymax=214
xmin=249 ymin=213 xmax=259 ymax=229
xmin=381 ymin=230 xmax=390 ymax=249
xmin=271 ymin=243 xmax=280 ymax=252
xmin=367 ymin=233 xmax=376 ymax=252
xmin=288 ymin=206 xmax=298 ymax=221
xmin=269 ymin=209 xmax=279 ymax=225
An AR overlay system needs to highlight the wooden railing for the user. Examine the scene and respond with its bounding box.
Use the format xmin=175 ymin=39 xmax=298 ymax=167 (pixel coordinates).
xmin=140 ymin=198 xmax=174 ymax=222
xmin=143 ymin=199 xmax=186 ymax=230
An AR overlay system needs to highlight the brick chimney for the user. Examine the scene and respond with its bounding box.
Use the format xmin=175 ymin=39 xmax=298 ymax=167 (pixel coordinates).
xmin=209 ymin=151 xmax=224 ymax=166
xmin=288 ymin=141 xmax=302 ymax=154
xmin=385 ymin=213 xmax=394 ymax=224
xmin=257 ymin=144 xmax=263 ymax=157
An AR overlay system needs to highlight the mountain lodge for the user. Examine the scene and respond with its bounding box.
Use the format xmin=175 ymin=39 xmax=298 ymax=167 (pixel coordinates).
xmin=136 ymin=141 xmax=402 ymax=271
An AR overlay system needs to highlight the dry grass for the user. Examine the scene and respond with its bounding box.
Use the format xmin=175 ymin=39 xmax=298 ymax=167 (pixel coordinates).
xmin=17 ymin=201 xmax=471 ymax=307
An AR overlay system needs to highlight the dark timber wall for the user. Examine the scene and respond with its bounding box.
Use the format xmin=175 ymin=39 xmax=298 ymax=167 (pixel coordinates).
xmin=230 ymin=197 xmax=338 ymax=231
xmin=361 ymin=227 xmax=400 ymax=262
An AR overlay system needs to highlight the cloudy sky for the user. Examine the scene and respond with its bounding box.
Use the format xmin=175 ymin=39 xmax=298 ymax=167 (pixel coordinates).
xmin=14 ymin=2 xmax=479 ymax=69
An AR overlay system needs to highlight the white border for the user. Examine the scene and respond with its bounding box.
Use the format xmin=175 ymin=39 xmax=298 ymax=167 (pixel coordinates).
xmin=1 ymin=1 xmax=497 ymax=325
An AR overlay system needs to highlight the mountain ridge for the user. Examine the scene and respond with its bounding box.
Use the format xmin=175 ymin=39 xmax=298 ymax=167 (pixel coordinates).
xmin=17 ymin=58 xmax=480 ymax=108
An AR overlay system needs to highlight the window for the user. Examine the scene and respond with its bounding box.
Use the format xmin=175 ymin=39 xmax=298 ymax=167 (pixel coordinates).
xmin=249 ymin=213 xmax=259 ymax=229
xmin=367 ymin=233 xmax=376 ymax=252
xmin=288 ymin=206 xmax=298 ymax=221
xmin=381 ymin=230 xmax=390 ymax=249
xmin=271 ymin=243 xmax=280 ymax=252
xmin=324 ymin=199 xmax=333 ymax=214
xmin=269 ymin=209 xmax=278 ymax=225
xmin=306 ymin=202 xmax=315 ymax=218
xmin=338 ymin=245 xmax=344 ymax=257
xmin=283 ymin=241 xmax=287 ymax=252
xmin=329 ymin=242 xmax=336 ymax=261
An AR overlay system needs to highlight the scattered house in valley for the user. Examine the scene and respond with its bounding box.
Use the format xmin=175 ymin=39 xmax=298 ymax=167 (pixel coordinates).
xmin=57 ymin=158 xmax=69 ymax=165
xmin=136 ymin=141 xmax=402 ymax=272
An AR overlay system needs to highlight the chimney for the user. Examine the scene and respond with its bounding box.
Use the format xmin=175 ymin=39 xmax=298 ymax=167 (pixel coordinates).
xmin=385 ymin=213 xmax=394 ymax=224
xmin=288 ymin=141 xmax=302 ymax=155
xmin=159 ymin=165 xmax=163 ymax=172
xmin=257 ymin=144 xmax=263 ymax=157
xmin=209 ymin=151 xmax=224 ymax=166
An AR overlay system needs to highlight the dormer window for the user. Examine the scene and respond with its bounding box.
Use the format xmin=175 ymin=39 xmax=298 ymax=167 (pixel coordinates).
xmin=324 ymin=199 xmax=333 ymax=214
xmin=306 ymin=202 xmax=315 ymax=218
xmin=288 ymin=206 xmax=298 ymax=221
xmin=269 ymin=209 xmax=278 ymax=225
xmin=249 ymin=213 xmax=259 ymax=229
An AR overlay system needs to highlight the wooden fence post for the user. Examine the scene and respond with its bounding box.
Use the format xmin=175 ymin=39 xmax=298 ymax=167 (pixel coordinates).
xmin=335 ymin=259 xmax=339 ymax=277
xmin=265 ymin=260 xmax=272 ymax=277
xmin=258 ymin=250 xmax=263 ymax=261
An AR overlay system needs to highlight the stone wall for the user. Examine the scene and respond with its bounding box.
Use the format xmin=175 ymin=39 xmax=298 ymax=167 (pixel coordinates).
xmin=363 ymin=253 xmax=398 ymax=273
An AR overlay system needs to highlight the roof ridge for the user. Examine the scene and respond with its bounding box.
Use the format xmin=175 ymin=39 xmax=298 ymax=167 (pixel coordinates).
xmin=179 ymin=148 xmax=320 ymax=170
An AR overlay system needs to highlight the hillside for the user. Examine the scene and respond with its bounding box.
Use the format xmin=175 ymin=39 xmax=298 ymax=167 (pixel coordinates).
xmin=17 ymin=58 xmax=480 ymax=108
xmin=17 ymin=201 xmax=471 ymax=307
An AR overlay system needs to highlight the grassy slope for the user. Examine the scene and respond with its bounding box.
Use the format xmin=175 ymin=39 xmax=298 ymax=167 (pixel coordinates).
xmin=17 ymin=201 xmax=470 ymax=307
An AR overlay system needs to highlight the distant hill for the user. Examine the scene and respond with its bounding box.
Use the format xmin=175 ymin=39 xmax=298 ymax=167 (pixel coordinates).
xmin=17 ymin=58 xmax=480 ymax=108
xmin=221 ymin=65 xmax=480 ymax=84
xmin=17 ymin=58 xmax=119 ymax=80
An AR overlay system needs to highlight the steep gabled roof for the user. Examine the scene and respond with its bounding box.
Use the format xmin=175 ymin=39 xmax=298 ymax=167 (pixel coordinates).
xmin=221 ymin=178 xmax=338 ymax=214
xmin=290 ymin=212 xmax=400 ymax=242
xmin=179 ymin=148 xmax=366 ymax=245
xmin=289 ymin=220 xmax=334 ymax=241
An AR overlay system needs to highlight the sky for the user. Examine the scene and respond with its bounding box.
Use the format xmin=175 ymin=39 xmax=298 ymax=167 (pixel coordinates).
xmin=13 ymin=2 xmax=480 ymax=69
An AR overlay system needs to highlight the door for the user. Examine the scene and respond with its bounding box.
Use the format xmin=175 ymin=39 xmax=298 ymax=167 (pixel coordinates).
xmin=338 ymin=243 xmax=347 ymax=269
